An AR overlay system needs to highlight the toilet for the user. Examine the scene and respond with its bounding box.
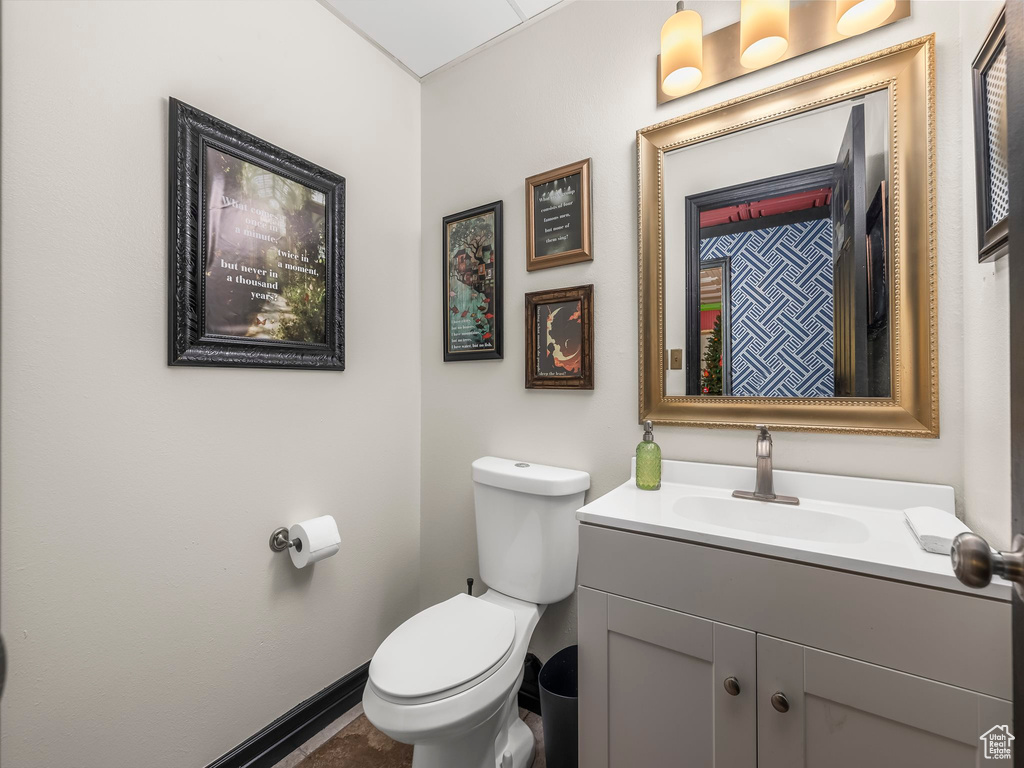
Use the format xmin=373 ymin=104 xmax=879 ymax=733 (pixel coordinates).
xmin=363 ymin=456 xmax=590 ymax=768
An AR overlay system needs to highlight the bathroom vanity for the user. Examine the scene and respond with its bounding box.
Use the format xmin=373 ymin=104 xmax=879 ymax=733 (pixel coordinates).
xmin=576 ymin=460 xmax=1012 ymax=767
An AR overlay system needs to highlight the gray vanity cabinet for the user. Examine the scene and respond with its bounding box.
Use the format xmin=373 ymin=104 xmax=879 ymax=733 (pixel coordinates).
xmin=756 ymin=635 xmax=1010 ymax=768
xmin=578 ymin=587 xmax=756 ymax=768
xmin=579 ymin=590 xmax=1010 ymax=768
xmin=577 ymin=525 xmax=1013 ymax=768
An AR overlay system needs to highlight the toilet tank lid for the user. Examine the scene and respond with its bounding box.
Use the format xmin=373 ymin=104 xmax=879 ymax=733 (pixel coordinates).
xmin=472 ymin=457 xmax=590 ymax=496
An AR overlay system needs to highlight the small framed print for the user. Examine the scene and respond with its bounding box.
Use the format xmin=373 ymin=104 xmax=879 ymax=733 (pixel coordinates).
xmin=525 ymin=285 xmax=594 ymax=390
xmin=168 ymin=98 xmax=345 ymax=369
xmin=443 ymin=201 xmax=503 ymax=361
xmin=972 ymin=9 xmax=1008 ymax=262
xmin=525 ymin=158 xmax=593 ymax=271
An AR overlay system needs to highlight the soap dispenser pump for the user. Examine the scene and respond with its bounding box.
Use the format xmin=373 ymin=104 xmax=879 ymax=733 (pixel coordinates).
xmin=636 ymin=420 xmax=662 ymax=491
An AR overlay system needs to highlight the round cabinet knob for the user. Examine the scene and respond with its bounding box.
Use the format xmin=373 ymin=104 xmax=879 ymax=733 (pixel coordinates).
xmin=951 ymin=532 xmax=994 ymax=588
xmin=771 ymin=692 xmax=790 ymax=713
xmin=723 ymin=677 xmax=741 ymax=696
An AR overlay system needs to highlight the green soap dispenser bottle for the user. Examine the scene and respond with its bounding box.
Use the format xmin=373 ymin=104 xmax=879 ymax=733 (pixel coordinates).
xmin=636 ymin=420 xmax=662 ymax=490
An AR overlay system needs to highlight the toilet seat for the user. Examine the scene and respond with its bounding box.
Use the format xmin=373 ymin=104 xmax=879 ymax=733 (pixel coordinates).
xmin=368 ymin=594 xmax=516 ymax=705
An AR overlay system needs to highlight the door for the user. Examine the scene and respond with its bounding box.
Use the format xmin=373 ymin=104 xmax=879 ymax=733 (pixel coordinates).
xmin=756 ymin=635 xmax=1011 ymax=768
xmin=578 ymin=587 xmax=755 ymax=768
xmin=831 ymin=103 xmax=868 ymax=397
xmin=952 ymin=0 xmax=1024 ymax=745
xmin=1011 ymin=0 xmax=1024 ymax=739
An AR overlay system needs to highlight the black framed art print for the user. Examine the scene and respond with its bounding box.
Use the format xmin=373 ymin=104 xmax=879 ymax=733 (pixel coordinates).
xmin=168 ymin=98 xmax=345 ymax=369
xmin=442 ymin=201 xmax=503 ymax=362
xmin=972 ymin=10 xmax=1009 ymax=262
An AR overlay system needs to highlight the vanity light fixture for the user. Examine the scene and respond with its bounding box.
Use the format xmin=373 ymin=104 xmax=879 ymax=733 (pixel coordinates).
xmin=740 ymin=0 xmax=791 ymax=69
xmin=656 ymin=0 xmax=909 ymax=104
xmin=836 ymin=0 xmax=897 ymax=36
xmin=661 ymin=1 xmax=704 ymax=97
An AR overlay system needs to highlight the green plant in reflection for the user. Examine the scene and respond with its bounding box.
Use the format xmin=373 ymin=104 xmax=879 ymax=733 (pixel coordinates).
xmin=702 ymin=314 xmax=723 ymax=395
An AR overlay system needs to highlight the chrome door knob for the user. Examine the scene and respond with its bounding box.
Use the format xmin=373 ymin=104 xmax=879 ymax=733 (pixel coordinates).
xmin=951 ymin=533 xmax=1024 ymax=589
xmin=723 ymin=677 xmax=741 ymax=696
xmin=771 ymin=692 xmax=790 ymax=713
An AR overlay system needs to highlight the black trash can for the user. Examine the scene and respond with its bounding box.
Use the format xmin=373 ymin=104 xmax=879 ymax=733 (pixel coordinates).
xmin=539 ymin=645 xmax=578 ymax=768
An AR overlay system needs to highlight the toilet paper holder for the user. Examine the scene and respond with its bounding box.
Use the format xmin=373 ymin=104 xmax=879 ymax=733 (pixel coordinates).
xmin=269 ymin=527 xmax=300 ymax=553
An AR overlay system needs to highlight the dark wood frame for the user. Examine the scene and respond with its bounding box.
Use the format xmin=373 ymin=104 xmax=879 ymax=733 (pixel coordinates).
xmin=683 ymin=165 xmax=835 ymax=396
xmin=973 ymin=8 xmax=1009 ymax=263
xmin=524 ymin=284 xmax=594 ymax=390
xmin=442 ymin=201 xmax=503 ymax=362
xmin=525 ymin=158 xmax=593 ymax=271
xmin=168 ymin=98 xmax=345 ymax=369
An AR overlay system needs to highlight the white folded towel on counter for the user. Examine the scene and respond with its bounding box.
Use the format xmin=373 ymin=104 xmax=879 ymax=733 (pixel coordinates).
xmin=904 ymin=506 xmax=971 ymax=555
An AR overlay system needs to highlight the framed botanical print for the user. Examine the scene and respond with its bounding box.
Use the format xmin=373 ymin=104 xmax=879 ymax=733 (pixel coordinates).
xmin=525 ymin=158 xmax=593 ymax=271
xmin=525 ymin=285 xmax=594 ymax=390
xmin=972 ymin=9 xmax=1008 ymax=262
xmin=443 ymin=201 xmax=503 ymax=361
xmin=168 ymin=98 xmax=345 ymax=369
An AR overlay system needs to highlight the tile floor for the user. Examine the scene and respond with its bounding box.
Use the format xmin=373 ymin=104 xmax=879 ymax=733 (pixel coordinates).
xmin=275 ymin=704 xmax=546 ymax=768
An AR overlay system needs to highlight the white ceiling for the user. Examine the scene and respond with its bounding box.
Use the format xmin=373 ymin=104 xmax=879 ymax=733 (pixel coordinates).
xmin=323 ymin=0 xmax=565 ymax=78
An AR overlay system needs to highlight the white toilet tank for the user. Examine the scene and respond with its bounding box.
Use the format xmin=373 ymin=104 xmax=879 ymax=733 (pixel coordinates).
xmin=471 ymin=457 xmax=590 ymax=605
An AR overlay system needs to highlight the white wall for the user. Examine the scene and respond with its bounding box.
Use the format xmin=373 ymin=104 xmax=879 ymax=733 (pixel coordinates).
xmin=960 ymin=2 xmax=1012 ymax=550
xmin=420 ymin=0 xmax=1008 ymax=661
xmin=1 ymin=2 xmax=421 ymax=767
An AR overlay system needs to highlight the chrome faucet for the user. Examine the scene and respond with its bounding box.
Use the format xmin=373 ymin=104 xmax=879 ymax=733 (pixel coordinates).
xmin=732 ymin=426 xmax=800 ymax=505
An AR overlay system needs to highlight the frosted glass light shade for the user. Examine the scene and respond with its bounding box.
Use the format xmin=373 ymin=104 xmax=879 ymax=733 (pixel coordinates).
xmin=661 ymin=8 xmax=703 ymax=97
xmin=740 ymin=0 xmax=790 ymax=69
xmin=836 ymin=0 xmax=896 ymax=36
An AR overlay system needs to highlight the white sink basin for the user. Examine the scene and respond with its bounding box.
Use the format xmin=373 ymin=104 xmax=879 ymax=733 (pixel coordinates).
xmin=575 ymin=458 xmax=1010 ymax=599
xmin=674 ymin=496 xmax=871 ymax=544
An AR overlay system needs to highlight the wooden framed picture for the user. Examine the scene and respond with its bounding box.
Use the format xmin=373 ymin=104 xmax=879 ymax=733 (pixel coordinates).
xmin=168 ymin=98 xmax=345 ymax=369
xmin=525 ymin=158 xmax=593 ymax=271
xmin=972 ymin=9 xmax=1008 ymax=262
xmin=525 ymin=285 xmax=594 ymax=390
xmin=443 ymin=201 xmax=503 ymax=361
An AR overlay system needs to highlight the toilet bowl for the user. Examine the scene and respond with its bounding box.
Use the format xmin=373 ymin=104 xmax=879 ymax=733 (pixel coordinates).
xmin=363 ymin=590 xmax=542 ymax=768
xmin=363 ymin=457 xmax=590 ymax=768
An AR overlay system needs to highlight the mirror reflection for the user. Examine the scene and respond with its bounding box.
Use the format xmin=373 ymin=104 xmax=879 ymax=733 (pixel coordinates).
xmin=664 ymin=90 xmax=891 ymax=398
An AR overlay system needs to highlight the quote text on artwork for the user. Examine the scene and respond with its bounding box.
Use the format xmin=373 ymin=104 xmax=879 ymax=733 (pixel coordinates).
xmin=217 ymin=195 xmax=319 ymax=306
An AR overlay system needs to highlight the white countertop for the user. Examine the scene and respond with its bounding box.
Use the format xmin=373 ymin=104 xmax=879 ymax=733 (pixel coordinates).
xmin=576 ymin=459 xmax=1011 ymax=601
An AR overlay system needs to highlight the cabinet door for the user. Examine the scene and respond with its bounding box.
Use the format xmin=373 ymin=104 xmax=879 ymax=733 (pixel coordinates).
xmin=756 ymin=635 xmax=1013 ymax=768
xmin=578 ymin=586 xmax=756 ymax=768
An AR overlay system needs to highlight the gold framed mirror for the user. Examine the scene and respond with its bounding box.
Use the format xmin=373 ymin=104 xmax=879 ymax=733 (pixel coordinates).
xmin=638 ymin=36 xmax=937 ymax=437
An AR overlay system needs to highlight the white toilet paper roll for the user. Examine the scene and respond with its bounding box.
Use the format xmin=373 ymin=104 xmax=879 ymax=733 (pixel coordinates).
xmin=288 ymin=515 xmax=341 ymax=568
